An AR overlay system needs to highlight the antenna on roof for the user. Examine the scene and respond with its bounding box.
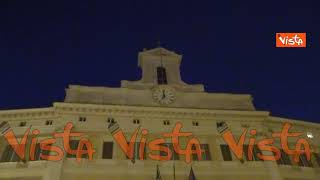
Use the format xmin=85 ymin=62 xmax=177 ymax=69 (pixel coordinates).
xmin=155 ymin=39 xmax=164 ymax=68
xmin=157 ymin=40 xmax=162 ymax=48
xmin=159 ymin=45 xmax=163 ymax=67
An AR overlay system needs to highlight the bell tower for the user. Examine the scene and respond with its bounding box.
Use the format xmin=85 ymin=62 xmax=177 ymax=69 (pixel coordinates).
xmin=121 ymin=47 xmax=204 ymax=92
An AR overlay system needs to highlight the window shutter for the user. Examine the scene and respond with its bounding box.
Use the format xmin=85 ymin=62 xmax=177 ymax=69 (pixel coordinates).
xmin=298 ymin=154 xmax=313 ymax=167
xmin=126 ymin=142 xmax=146 ymax=160
xmin=220 ymin=144 xmax=232 ymax=161
xmin=201 ymin=144 xmax=211 ymax=161
xmin=1 ymin=145 xmax=20 ymax=162
xmin=253 ymin=145 xmax=263 ymax=161
xmin=102 ymin=142 xmax=113 ymax=159
xmin=66 ymin=140 xmax=88 ymax=159
xmin=0 ymin=145 xmax=11 ymax=162
xmin=314 ymin=153 xmax=320 ymax=167
xmin=34 ymin=143 xmax=41 ymax=161
xmin=160 ymin=143 xmax=179 ymax=160
xmin=275 ymin=149 xmax=291 ymax=165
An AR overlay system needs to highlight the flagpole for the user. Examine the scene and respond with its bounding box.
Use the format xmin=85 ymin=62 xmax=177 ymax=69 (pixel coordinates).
xmin=156 ymin=164 xmax=162 ymax=180
xmin=173 ymin=145 xmax=176 ymax=180
xmin=173 ymin=160 xmax=176 ymax=180
xmin=189 ymin=165 xmax=196 ymax=180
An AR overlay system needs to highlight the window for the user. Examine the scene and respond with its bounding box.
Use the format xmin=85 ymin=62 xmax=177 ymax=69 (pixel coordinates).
xmin=107 ymin=117 xmax=115 ymax=124
xmin=45 ymin=120 xmax=53 ymax=125
xmin=274 ymin=149 xmax=291 ymax=165
xmin=163 ymin=120 xmax=170 ymax=125
xmin=126 ymin=142 xmax=146 ymax=160
xmin=216 ymin=121 xmax=228 ymax=133
xmin=252 ymin=145 xmax=263 ymax=161
xmin=192 ymin=121 xmax=199 ymax=126
xmin=79 ymin=117 xmax=86 ymax=122
xmin=0 ymin=145 xmax=20 ymax=162
xmin=220 ymin=144 xmax=232 ymax=161
xmin=313 ymin=153 xmax=320 ymax=167
xmin=66 ymin=140 xmax=88 ymax=159
xmin=192 ymin=144 xmax=211 ymax=161
xmin=133 ymin=119 xmax=140 ymax=124
xmin=298 ymin=154 xmax=313 ymax=167
xmin=216 ymin=122 xmax=224 ymax=128
xmin=160 ymin=143 xmax=179 ymax=160
xmin=157 ymin=67 xmax=167 ymax=84
xmin=31 ymin=143 xmax=50 ymax=161
xmin=243 ymin=145 xmax=263 ymax=161
xmin=1 ymin=144 xmax=50 ymax=162
xmin=20 ymin=122 xmax=26 ymax=127
xmin=33 ymin=144 xmax=41 ymax=161
xmin=102 ymin=142 xmax=113 ymax=159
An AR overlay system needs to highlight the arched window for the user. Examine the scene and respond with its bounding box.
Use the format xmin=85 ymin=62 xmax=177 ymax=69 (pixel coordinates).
xmin=157 ymin=66 xmax=167 ymax=84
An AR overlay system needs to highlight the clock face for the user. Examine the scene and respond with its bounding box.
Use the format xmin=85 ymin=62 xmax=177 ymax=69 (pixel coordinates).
xmin=152 ymin=87 xmax=175 ymax=105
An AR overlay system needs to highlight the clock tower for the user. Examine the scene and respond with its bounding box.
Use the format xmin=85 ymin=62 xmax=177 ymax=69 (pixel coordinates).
xmin=121 ymin=47 xmax=204 ymax=92
xmin=65 ymin=47 xmax=254 ymax=110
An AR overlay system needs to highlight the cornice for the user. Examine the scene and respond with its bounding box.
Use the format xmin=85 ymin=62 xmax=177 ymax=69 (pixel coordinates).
xmin=0 ymin=107 xmax=55 ymax=120
xmin=53 ymin=102 xmax=269 ymax=120
xmin=267 ymin=116 xmax=320 ymax=128
xmin=0 ymin=103 xmax=318 ymax=130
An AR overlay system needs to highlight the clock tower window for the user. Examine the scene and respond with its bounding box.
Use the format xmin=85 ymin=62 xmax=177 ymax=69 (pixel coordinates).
xmin=157 ymin=66 xmax=167 ymax=84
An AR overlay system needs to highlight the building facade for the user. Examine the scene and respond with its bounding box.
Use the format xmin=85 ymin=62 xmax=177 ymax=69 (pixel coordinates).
xmin=0 ymin=47 xmax=319 ymax=180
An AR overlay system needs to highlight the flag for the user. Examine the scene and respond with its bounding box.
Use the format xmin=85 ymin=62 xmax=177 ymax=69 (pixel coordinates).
xmin=189 ymin=166 xmax=196 ymax=180
xmin=156 ymin=165 xmax=162 ymax=180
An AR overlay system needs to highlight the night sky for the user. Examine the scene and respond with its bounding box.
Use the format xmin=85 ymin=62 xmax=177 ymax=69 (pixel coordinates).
xmin=0 ymin=0 xmax=319 ymax=123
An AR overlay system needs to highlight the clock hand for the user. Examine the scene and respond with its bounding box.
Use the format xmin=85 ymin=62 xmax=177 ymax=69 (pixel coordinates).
xmin=162 ymin=90 xmax=166 ymax=99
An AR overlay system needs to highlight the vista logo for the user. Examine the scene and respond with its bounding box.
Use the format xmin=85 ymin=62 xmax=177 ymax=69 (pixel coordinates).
xmin=276 ymin=33 xmax=306 ymax=48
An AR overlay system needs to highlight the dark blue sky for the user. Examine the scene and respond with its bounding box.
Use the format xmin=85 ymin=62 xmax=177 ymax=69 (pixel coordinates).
xmin=0 ymin=0 xmax=319 ymax=123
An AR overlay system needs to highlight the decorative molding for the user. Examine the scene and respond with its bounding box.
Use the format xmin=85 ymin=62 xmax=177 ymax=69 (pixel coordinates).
xmin=0 ymin=108 xmax=55 ymax=120
xmin=53 ymin=102 xmax=269 ymax=121
xmin=0 ymin=103 xmax=318 ymax=131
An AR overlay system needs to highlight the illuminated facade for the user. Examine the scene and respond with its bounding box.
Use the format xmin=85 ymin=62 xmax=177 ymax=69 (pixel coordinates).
xmin=0 ymin=47 xmax=319 ymax=180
